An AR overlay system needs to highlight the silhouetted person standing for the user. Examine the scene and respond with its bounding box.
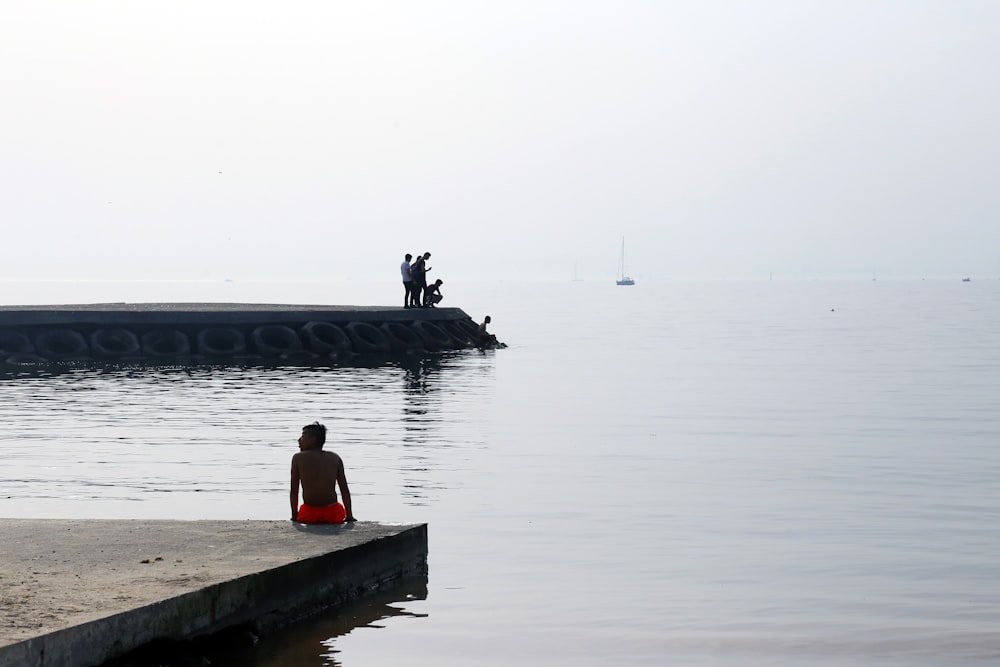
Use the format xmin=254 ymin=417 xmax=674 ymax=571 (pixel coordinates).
xmin=401 ymin=253 xmax=414 ymax=308
xmin=411 ymin=252 xmax=431 ymax=307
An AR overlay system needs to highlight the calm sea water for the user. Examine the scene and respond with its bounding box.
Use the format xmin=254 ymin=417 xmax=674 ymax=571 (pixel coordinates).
xmin=1 ymin=279 xmax=999 ymax=666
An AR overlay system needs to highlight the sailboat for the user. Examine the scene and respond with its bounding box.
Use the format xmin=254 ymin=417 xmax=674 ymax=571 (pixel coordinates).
xmin=616 ymin=237 xmax=635 ymax=286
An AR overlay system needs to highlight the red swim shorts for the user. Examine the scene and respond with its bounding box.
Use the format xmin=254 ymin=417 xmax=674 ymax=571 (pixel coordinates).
xmin=297 ymin=502 xmax=347 ymax=524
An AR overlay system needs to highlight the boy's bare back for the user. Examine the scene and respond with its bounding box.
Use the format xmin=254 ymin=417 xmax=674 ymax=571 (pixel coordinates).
xmin=291 ymin=449 xmax=343 ymax=507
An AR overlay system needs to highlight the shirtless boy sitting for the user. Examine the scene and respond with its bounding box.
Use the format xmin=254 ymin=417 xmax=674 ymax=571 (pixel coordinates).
xmin=290 ymin=422 xmax=356 ymax=524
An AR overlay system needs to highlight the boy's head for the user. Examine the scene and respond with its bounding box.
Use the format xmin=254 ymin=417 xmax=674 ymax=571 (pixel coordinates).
xmin=484 ymin=315 xmax=491 ymax=324
xmin=299 ymin=422 xmax=327 ymax=450
xmin=405 ymin=253 xmax=412 ymax=261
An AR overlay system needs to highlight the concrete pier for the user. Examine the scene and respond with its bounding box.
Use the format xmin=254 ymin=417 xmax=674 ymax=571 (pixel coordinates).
xmin=0 ymin=303 xmax=484 ymax=367
xmin=0 ymin=519 xmax=428 ymax=667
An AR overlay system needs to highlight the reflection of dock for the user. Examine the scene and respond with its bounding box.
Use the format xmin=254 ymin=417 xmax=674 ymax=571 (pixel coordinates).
xmin=0 ymin=303 xmax=483 ymax=366
xmin=0 ymin=519 xmax=427 ymax=667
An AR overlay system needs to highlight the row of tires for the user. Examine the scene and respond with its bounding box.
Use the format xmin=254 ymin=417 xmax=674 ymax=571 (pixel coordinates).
xmin=0 ymin=319 xmax=482 ymax=364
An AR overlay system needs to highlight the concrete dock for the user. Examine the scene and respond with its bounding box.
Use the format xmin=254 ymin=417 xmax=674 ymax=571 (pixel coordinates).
xmin=0 ymin=519 xmax=428 ymax=667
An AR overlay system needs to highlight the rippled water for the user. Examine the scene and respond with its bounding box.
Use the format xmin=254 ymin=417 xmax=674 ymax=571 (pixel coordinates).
xmin=2 ymin=279 xmax=999 ymax=665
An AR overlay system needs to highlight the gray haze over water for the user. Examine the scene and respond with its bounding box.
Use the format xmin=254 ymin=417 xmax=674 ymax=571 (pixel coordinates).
xmin=3 ymin=2 xmax=1000 ymax=282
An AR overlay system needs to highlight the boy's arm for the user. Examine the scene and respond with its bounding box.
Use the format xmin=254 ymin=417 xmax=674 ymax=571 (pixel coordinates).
xmin=337 ymin=461 xmax=356 ymax=522
xmin=290 ymin=457 xmax=300 ymax=521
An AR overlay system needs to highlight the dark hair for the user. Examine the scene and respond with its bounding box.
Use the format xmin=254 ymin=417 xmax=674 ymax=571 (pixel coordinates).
xmin=302 ymin=422 xmax=327 ymax=447
xmin=405 ymin=253 xmax=412 ymax=261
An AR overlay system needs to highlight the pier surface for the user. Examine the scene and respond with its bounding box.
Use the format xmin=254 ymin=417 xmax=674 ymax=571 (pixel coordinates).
xmin=0 ymin=302 xmax=469 ymax=325
xmin=0 ymin=519 xmax=427 ymax=667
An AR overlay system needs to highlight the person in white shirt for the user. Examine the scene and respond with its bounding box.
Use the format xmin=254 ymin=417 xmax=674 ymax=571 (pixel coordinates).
xmin=400 ymin=253 xmax=414 ymax=308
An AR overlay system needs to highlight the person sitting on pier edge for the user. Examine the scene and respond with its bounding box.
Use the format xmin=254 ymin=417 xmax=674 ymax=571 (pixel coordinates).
xmin=290 ymin=422 xmax=356 ymax=524
xmin=424 ymin=279 xmax=444 ymax=307
xmin=401 ymin=253 xmax=415 ymax=309
xmin=478 ymin=315 xmax=500 ymax=348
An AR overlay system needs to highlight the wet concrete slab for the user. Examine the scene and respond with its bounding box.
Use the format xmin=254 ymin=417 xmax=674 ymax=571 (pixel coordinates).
xmin=0 ymin=519 xmax=427 ymax=667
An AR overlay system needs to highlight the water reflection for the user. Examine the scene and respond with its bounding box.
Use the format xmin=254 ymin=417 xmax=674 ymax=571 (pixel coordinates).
xmin=0 ymin=353 xmax=496 ymax=518
xmin=217 ymin=576 xmax=429 ymax=667
xmin=401 ymin=355 xmax=445 ymax=422
xmin=0 ymin=353 xmax=466 ymax=382
xmin=387 ymin=353 xmax=496 ymax=506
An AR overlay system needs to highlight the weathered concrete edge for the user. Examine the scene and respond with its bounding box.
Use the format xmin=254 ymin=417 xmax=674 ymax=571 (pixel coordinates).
xmin=0 ymin=523 xmax=428 ymax=667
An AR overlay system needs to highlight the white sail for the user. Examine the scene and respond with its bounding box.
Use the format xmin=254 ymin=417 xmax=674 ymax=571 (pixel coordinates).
xmin=617 ymin=236 xmax=635 ymax=286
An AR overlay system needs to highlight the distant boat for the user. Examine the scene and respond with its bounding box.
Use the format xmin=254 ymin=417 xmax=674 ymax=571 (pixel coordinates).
xmin=616 ymin=237 xmax=635 ymax=286
xmin=962 ymin=277 xmax=971 ymax=282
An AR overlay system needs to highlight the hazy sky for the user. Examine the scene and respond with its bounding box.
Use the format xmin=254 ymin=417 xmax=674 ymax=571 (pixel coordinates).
xmin=2 ymin=2 xmax=998 ymax=282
